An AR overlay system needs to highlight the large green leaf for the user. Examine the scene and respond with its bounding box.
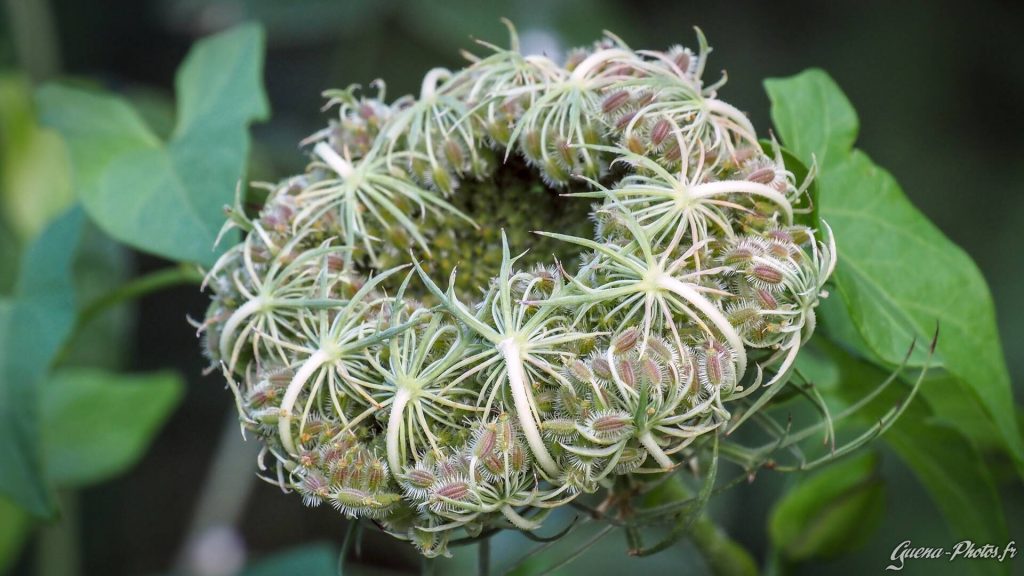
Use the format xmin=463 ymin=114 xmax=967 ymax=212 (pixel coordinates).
xmin=765 ymin=69 xmax=1024 ymax=472
xmin=37 ymin=24 xmax=269 ymax=266
xmin=763 ymin=70 xmax=857 ymax=171
xmin=769 ymin=451 xmax=885 ymax=561
xmin=41 ymin=368 xmax=183 ymax=487
xmin=0 ymin=206 xmax=84 ymax=517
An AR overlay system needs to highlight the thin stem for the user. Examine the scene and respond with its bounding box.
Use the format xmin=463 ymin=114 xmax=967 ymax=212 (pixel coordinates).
xmin=56 ymin=264 xmax=203 ymax=365
xmin=37 ymin=491 xmax=79 ymax=576
xmin=478 ymin=537 xmax=490 ymax=576
xmin=77 ymin=264 xmax=203 ymax=333
xmin=4 ymin=0 xmax=61 ymax=82
xmin=536 ymin=525 xmax=615 ymax=576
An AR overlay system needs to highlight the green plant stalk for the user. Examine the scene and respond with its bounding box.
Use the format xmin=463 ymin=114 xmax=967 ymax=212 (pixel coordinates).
xmin=37 ymin=491 xmax=79 ymax=576
xmin=75 ymin=264 xmax=203 ymax=331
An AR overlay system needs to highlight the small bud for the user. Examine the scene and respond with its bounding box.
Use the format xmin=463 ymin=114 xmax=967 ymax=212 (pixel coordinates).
xmin=298 ymin=472 xmax=330 ymax=507
xmin=591 ymin=357 xmax=613 ymax=381
xmin=402 ymin=467 xmax=436 ymax=498
xmin=613 ymin=445 xmax=648 ymax=474
xmin=670 ymin=46 xmax=693 ymax=74
xmin=443 ymin=138 xmax=464 ymax=169
xmin=723 ymin=246 xmax=755 ymax=267
xmin=566 ymin=359 xmax=594 ymax=385
xmin=751 ymin=264 xmax=784 ymax=286
xmin=601 ymin=90 xmax=631 ymax=115
xmin=542 ymin=418 xmax=579 ymax=439
xmin=639 ymin=356 xmax=664 ymax=390
xmin=644 ymin=337 xmax=676 ymax=363
xmin=745 ymin=167 xmax=776 ymax=184
xmin=431 ymin=166 xmax=456 ymax=195
xmin=585 ymin=410 xmax=635 ymax=442
xmin=522 ymin=129 xmax=543 ymax=161
xmin=626 ymin=133 xmax=646 ymax=155
xmin=488 ymin=120 xmax=511 ymax=146
xmin=430 ymin=478 xmax=471 ymax=510
xmin=749 ymin=290 xmax=776 ymax=312
xmin=554 ymin=137 xmax=575 ymax=168
xmin=649 ymin=118 xmax=672 ymax=148
xmin=615 ymin=111 xmax=638 ymax=132
xmin=472 ymin=424 xmax=498 ymax=459
xmin=616 ymin=358 xmax=637 ymax=389
xmin=698 ymin=340 xmax=736 ymax=393
xmin=612 ymin=327 xmax=640 ymax=354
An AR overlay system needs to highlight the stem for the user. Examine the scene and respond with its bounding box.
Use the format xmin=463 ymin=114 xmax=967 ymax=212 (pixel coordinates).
xmin=218 ymin=296 xmax=266 ymax=367
xmin=704 ymin=98 xmax=757 ymax=145
xmin=500 ymin=504 xmax=541 ymax=531
xmin=386 ymin=388 xmax=412 ymax=473
xmin=314 ymin=142 xmax=354 ymax=179
xmin=37 ymin=492 xmax=79 ymax=576
xmin=656 ymin=275 xmax=746 ymax=379
xmin=77 ymin=265 xmax=203 ymax=334
xmin=478 ymin=537 xmax=490 ymax=576
xmin=498 ymin=339 xmax=560 ymax=478
xmin=5 ymin=0 xmax=61 ymax=82
xmin=56 ymin=264 xmax=203 ymax=364
xmin=279 ymin=349 xmax=331 ymax=455
xmin=692 ymin=180 xmax=793 ymax=223
xmin=570 ymin=48 xmax=634 ymax=81
xmin=420 ymin=67 xmax=452 ymax=99
xmin=639 ymin=431 xmax=674 ymax=470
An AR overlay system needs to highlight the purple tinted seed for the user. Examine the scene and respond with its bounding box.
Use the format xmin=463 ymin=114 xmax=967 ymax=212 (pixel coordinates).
xmin=752 ymin=265 xmax=784 ymax=285
xmin=746 ymin=167 xmax=776 ymax=184
xmin=650 ymin=119 xmax=671 ymax=147
xmin=602 ymin=90 xmax=631 ymax=115
xmin=435 ymin=481 xmax=470 ymax=501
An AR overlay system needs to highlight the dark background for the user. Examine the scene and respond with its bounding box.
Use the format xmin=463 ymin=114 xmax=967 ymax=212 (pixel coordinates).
xmin=1 ymin=1 xmax=1021 ymax=574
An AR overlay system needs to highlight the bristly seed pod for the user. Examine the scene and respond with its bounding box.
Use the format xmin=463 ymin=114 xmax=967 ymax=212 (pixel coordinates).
xmin=584 ymin=410 xmax=635 ymax=443
xmin=591 ymin=357 xmax=613 ymax=381
xmin=602 ymin=90 xmax=631 ymax=115
xmin=698 ymin=339 xmax=736 ymax=393
xmin=612 ymin=327 xmax=641 ymax=354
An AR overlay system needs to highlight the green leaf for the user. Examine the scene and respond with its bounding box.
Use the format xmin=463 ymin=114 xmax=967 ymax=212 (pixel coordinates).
xmin=37 ymin=24 xmax=269 ymax=266
xmin=763 ymin=69 xmax=858 ymax=170
xmin=241 ymin=544 xmax=338 ymax=576
xmin=0 ymin=206 xmax=85 ymax=517
xmin=60 ymin=221 xmax=131 ymax=369
xmin=0 ymin=73 xmax=74 ymax=242
xmin=816 ymin=338 xmax=1008 ymax=576
xmin=765 ymin=68 xmax=1024 ymax=473
xmin=769 ymin=451 xmax=885 ymax=561
xmin=0 ymin=497 xmax=30 ymax=574
xmin=41 ymin=368 xmax=183 ymax=487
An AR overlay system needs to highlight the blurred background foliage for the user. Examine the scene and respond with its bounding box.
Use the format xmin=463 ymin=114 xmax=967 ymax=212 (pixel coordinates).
xmin=0 ymin=0 xmax=1021 ymax=575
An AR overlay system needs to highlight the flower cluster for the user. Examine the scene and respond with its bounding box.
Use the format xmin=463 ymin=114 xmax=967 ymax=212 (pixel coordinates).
xmin=199 ymin=23 xmax=835 ymax=557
